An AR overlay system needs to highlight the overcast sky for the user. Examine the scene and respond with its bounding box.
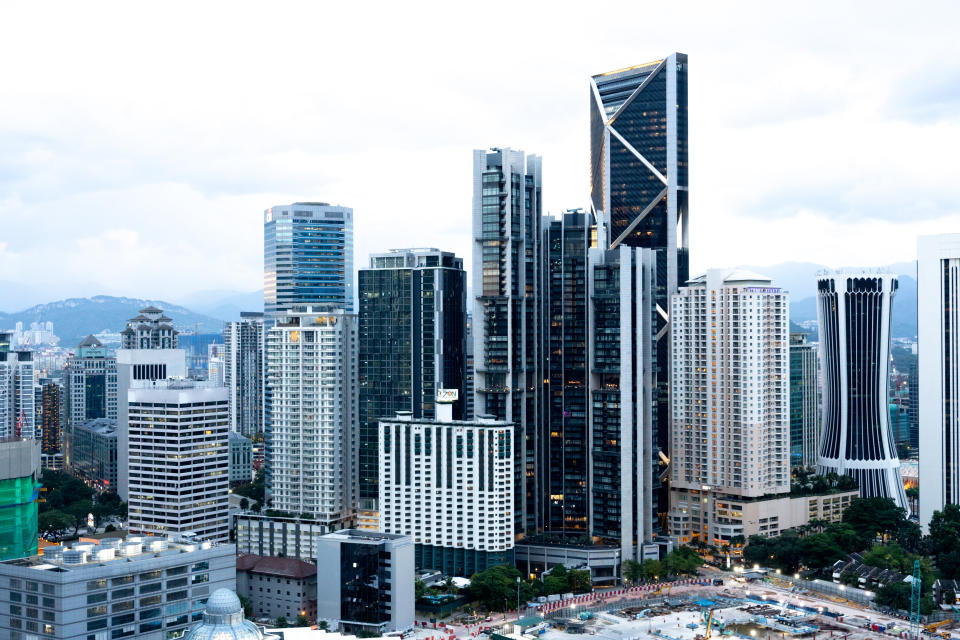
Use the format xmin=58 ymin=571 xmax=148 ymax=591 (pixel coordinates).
xmin=1 ymin=1 xmax=959 ymax=309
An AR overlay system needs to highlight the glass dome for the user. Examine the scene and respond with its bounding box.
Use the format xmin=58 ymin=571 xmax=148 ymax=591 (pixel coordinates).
xmin=182 ymin=588 xmax=275 ymax=640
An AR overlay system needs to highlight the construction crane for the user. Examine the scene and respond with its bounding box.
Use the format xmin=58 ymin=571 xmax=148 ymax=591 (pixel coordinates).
xmin=703 ymin=609 xmax=717 ymax=640
xmin=911 ymin=559 xmax=922 ymax=640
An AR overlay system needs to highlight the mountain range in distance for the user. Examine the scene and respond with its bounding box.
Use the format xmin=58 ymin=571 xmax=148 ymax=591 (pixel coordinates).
xmin=0 ymin=260 xmax=921 ymax=348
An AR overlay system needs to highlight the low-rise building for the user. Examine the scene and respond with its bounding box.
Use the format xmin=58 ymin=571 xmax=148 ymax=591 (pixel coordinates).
xmin=316 ymin=529 xmax=414 ymax=634
xmin=236 ymin=554 xmax=317 ymax=622
xmin=0 ymin=534 xmax=235 ymax=640
xmin=230 ymin=431 xmax=253 ymax=484
xmin=69 ymin=418 xmax=118 ymax=490
xmin=234 ymin=514 xmax=327 ymax=562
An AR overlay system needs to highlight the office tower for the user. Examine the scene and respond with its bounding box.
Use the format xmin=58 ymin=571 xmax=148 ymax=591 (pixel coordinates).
xmin=790 ymin=332 xmax=819 ymax=468
xmin=0 ymin=333 xmax=35 ymax=440
xmin=39 ymin=379 xmax=63 ymax=456
xmin=590 ymin=55 xmax=690 ymax=545
xmin=115 ymin=309 xmax=188 ymax=500
xmin=316 ymin=530 xmax=414 ymax=635
xmin=816 ymin=272 xmax=908 ymax=510
xmin=668 ymin=270 xmax=789 ymax=544
xmin=0 ymin=534 xmax=235 ymax=640
xmin=267 ymin=307 xmax=357 ymax=530
xmin=127 ymin=380 xmax=230 ymax=542
xmin=543 ymin=210 xmax=591 ymax=536
xmin=120 ymin=305 xmax=178 ymax=349
xmin=587 ymin=246 xmax=658 ymax=559
xmin=178 ymin=333 xmax=224 ymax=379
xmin=378 ymin=394 xmax=513 ymax=575
xmin=63 ymin=335 xmax=118 ymax=429
xmin=909 ymin=359 xmax=919 ymax=451
xmin=229 ymin=431 xmax=253 ymax=484
xmin=0 ymin=439 xmax=40 ymax=561
xmin=472 ymin=147 xmax=543 ymax=535
xmin=358 ymin=248 xmax=467 ymax=519
xmin=183 ymin=588 xmax=280 ymax=640
xmin=263 ymin=202 xmax=354 ymax=319
xmin=919 ymin=234 xmax=960 ymax=528
xmin=224 ymin=312 xmax=265 ymax=437
xmin=69 ymin=418 xmax=118 ymax=490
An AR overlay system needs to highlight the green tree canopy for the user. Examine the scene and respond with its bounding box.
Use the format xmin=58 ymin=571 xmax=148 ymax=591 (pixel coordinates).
xmin=842 ymin=497 xmax=907 ymax=546
xmin=469 ymin=565 xmax=537 ymax=611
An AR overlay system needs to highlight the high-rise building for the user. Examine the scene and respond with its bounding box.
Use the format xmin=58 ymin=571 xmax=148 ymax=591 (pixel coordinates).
xmin=378 ymin=395 xmax=513 ymax=576
xmin=115 ymin=343 xmax=187 ymax=501
xmin=542 ymin=210 xmax=592 ymax=536
xmin=589 ymin=55 xmax=690 ymax=545
xmin=464 ymin=313 xmax=475 ymax=420
xmin=472 ymin=147 xmax=542 ymax=536
xmin=69 ymin=418 xmax=118 ymax=490
xmin=224 ymin=312 xmax=265 ymax=437
xmin=790 ymin=332 xmax=819 ymax=469
xmin=316 ymin=530 xmax=414 ymax=635
xmin=0 ymin=534 xmax=236 ymax=640
xmin=816 ymin=272 xmax=908 ymax=510
xmin=229 ymin=431 xmax=253 ymax=484
xmin=266 ymin=307 xmax=357 ymax=531
xmin=127 ymin=380 xmax=230 ymax=542
xmin=668 ymin=270 xmax=789 ymax=545
xmin=120 ymin=305 xmax=179 ymax=349
xmin=358 ymin=248 xmax=467 ymax=519
xmin=919 ymin=234 xmax=960 ymax=528
xmin=63 ymin=335 xmax=118 ymax=431
xmin=0 ymin=439 xmax=41 ymax=561
xmin=263 ymin=202 xmax=354 ymax=319
xmin=39 ymin=379 xmax=63 ymax=457
xmin=0 ymin=333 xmax=35 ymax=440
xmin=587 ymin=245 xmax=659 ymax=559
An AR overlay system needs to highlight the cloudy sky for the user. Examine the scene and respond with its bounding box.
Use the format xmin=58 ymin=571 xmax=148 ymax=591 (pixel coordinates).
xmin=1 ymin=1 xmax=958 ymax=310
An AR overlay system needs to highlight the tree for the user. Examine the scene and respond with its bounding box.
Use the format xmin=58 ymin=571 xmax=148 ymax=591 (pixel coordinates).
xmin=237 ymin=593 xmax=254 ymax=618
xmin=415 ymin=578 xmax=426 ymax=600
xmin=319 ymin=620 xmax=329 ymax=630
xmin=929 ymin=504 xmax=960 ymax=557
xmin=64 ymin=501 xmax=93 ymax=536
xmin=568 ymin=569 xmax=591 ymax=594
xmin=823 ymin=523 xmax=862 ymax=554
xmin=641 ymin=559 xmax=665 ymax=581
xmin=800 ymin=533 xmax=845 ymax=568
xmin=295 ymin=614 xmax=311 ymax=627
xmin=469 ymin=565 xmax=537 ymax=611
xmin=665 ymin=547 xmax=703 ymax=576
xmin=234 ymin=467 xmax=266 ymax=505
xmin=843 ymin=497 xmax=907 ymax=545
xmin=862 ymin=542 xmax=908 ymax=572
xmin=622 ymin=559 xmax=643 ymax=584
xmin=38 ymin=510 xmax=73 ymax=542
xmin=443 ymin=576 xmax=457 ymax=593
xmin=275 ymin=616 xmax=288 ymax=628
xmin=939 ymin=550 xmax=960 ymax=580
xmin=875 ymin=581 xmax=933 ymax=614
xmin=239 ymin=498 xmax=249 ymax=511
xmin=543 ymin=564 xmax=569 ymax=595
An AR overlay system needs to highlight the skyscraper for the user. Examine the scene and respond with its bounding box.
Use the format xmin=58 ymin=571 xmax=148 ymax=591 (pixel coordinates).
xmin=120 ymin=305 xmax=178 ymax=349
xmin=39 ymin=379 xmax=63 ymax=457
xmin=816 ymin=272 xmax=907 ymax=510
xmin=64 ymin=335 xmax=118 ymax=430
xmin=790 ymin=332 xmax=819 ymax=469
xmin=587 ymin=246 xmax=658 ymax=558
xmin=0 ymin=332 xmax=35 ymax=440
xmin=472 ymin=148 xmax=542 ymax=535
xmin=224 ymin=312 xmax=265 ymax=437
xmin=543 ymin=210 xmax=591 ymax=536
xmin=919 ymin=234 xmax=960 ymax=528
xmin=668 ymin=270 xmax=789 ymax=544
xmin=589 ymin=54 xmax=689 ymax=546
xmin=127 ymin=380 xmax=230 ymax=542
xmin=266 ymin=307 xmax=357 ymax=531
xmin=357 ymin=248 xmax=467 ymax=520
xmin=264 ymin=202 xmax=354 ymax=320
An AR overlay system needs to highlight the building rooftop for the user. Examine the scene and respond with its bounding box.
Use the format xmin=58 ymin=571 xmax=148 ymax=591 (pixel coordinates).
xmin=76 ymin=418 xmax=117 ymax=436
xmin=319 ymin=529 xmax=410 ymax=543
xmin=236 ymin=554 xmax=317 ymax=580
xmin=77 ymin=334 xmax=103 ymax=348
xmin=3 ymin=534 xmax=223 ymax=572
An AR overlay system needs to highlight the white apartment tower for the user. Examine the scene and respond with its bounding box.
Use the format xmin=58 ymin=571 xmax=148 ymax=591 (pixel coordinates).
xmin=378 ymin=392 xmax=513 ymax=576
xmin=224 ymin=312 xmax=265 ymax=437
xmin=919 ymin=234 xmax=960 ymax=528
xmin=127 ymin=380 xmax=230 ymax=542
xmin=668 ymin=270 xmax=790 ymax=545
xmin=0 ymin=342 xmax=35 ymax=440
xmin=267 ymin=307 xmax=357 ymax=530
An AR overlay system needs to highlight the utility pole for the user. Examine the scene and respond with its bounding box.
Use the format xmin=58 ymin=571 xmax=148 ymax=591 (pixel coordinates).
xmin=516 ymin=576 xmax=521 ymax=616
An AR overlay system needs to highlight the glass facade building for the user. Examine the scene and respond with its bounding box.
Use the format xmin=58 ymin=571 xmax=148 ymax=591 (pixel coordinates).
xmin=263 ymin=202 xmax=354 ymax=319
xmin=357 ymin=249 xmax=467 ymax=513
xmin=472 ymin=148 xmax=543 ymax=536
xmin=589 ymin=55 xmax=689 ymax=547
xmin=542 ymin=210 xmax=592 ymax=536
xmin=789 ymin=332 xmax=819 ymax=469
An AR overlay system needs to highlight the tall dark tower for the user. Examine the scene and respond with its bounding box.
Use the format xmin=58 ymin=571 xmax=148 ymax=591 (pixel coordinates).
xmin=589 ymin=54 xmax=689 ymax=549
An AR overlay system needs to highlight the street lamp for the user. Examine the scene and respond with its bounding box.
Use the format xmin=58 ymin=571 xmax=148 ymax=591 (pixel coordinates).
xmin=516 ymin=577 xmax=521 ymax=615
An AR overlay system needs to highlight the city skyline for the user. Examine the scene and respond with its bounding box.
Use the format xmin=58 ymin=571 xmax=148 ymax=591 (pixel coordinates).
xmin=2 ymin=2 xmax=959 ymax=306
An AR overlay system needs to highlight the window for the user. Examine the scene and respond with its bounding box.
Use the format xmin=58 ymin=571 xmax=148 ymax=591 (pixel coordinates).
xmin=87 ymin=579 xmax=107 ymax=591
xmin=87 ymin=593 xmax=107 ymax=605
xmin=166 ymin=566 xmax=188 ymax=577
xmin=87 ymin=605 xmax=107 ymax=617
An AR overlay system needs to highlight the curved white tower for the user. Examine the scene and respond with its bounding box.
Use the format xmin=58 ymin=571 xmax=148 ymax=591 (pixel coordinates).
xmin=816 ymin=271 xmax=907 ymax=510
